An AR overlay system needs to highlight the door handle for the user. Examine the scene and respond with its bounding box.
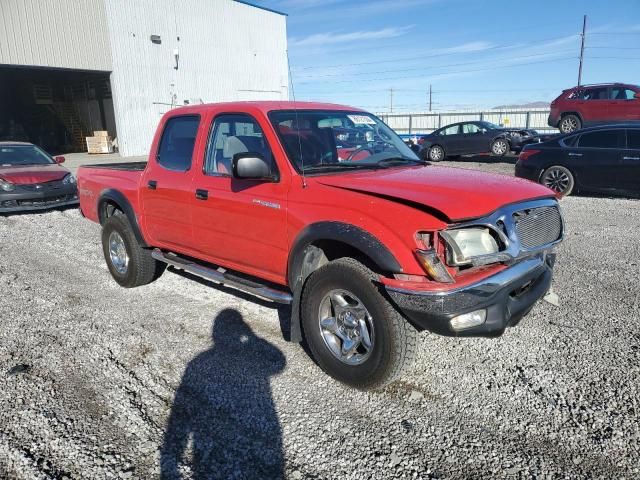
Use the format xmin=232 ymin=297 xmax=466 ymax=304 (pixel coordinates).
xmin=623 ymin=156 xmax=640 ymax=160
xmin=568 ymin=152 xmax=583 ymax=157
xmin=147 ymin=180 xmax=157 ymax=190
xmin=195 ymin=189 xmax=209 ymax=200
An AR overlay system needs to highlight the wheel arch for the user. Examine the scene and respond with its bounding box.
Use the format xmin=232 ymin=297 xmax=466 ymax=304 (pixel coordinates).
xmin=286 ymin=222 xmax=403 ymax=342
xmin=97 ymin=189 xmax=148 ymax=247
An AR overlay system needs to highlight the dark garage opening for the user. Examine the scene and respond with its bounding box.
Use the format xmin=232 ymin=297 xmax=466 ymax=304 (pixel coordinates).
xmin=0 ymin=66 xmax=117 ymax=154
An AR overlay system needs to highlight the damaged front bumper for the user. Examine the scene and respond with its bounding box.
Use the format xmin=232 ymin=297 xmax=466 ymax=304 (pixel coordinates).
xmin=386 ymin=254 xmax=555 ymax=337
xmin=0 ymin=184 xmax=78 ymax=213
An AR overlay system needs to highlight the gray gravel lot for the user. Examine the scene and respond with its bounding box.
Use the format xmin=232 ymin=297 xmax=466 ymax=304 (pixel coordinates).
xmin=1 ymin=159 xmax=639 ymax=479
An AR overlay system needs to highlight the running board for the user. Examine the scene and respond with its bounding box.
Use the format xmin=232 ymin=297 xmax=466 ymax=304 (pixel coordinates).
xmin=151 ymin=249 xmax=293 ymax=304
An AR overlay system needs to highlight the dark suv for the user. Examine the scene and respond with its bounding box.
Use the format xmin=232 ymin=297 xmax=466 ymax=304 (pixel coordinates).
xmin=549 ymin=83 xmax=640 ymax=133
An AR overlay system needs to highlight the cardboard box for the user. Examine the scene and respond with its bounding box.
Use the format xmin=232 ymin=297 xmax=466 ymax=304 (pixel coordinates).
xmin=86 ymin=136 xmax=114 ymax=154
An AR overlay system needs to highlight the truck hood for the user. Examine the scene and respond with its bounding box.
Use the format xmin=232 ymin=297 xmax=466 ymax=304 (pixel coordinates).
xmin=314 ymin=165 xmax=554 ymax=222
xmin=0 ymin=164 xmax=69 ymax=184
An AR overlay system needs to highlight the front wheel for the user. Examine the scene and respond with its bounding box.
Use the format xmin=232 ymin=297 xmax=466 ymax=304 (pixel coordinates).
xmin=490 ymin=138 xmax=510 ymax=156
xmin=101 ymin=214 xmax=165 ymax=288
xmin=301 ymin=258 xmax=418 ymax=390
xmin=541 ymin=165 xmax=575 ymax=196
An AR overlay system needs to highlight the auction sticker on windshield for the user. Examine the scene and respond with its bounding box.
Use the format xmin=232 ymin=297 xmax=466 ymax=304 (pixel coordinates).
xmin=347 ymin=115 xmax=377 ymax=125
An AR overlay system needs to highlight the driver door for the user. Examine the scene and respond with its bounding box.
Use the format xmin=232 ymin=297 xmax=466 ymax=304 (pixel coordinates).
xmin=190 ymin=112 xmax=289 ymax=283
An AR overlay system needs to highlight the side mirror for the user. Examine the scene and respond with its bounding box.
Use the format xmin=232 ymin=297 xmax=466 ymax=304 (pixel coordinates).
xmin=232 ymin=153 xmax=275 ymax=181
xmin=54 ymin=156 xmax=66 ymax=164
xmin=635 ymin=92 xmax=640 ymax=100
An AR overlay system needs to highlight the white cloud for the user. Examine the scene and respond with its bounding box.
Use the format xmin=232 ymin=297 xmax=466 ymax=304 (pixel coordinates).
xmin=289 ymin=25 xmax=414 ymax=48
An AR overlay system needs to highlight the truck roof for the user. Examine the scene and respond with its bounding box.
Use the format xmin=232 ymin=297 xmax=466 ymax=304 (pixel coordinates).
xmin=166 ymin=101 xmax=362 ymax=116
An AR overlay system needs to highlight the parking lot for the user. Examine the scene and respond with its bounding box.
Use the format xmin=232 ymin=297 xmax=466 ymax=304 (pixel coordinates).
xmin=0 ymin=157 xmax=638 ymax=479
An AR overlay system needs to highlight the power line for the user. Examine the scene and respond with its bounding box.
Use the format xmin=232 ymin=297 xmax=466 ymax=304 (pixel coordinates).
xmin=293 ymin=50 xmax=576 ymax=79
xmin=290 ymin=34 xmax=580 ymax=71
xmin=296 ymin=57 xmax=578 ymax=85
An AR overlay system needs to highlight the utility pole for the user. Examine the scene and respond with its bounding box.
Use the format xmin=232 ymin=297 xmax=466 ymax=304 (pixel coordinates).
xmin=389 ymin=88 xmax=393 ymax=113
xmin=428 ymin=84 xmax=432 ymax=112
xmin=578 ymin=14 xmax=587 ymax=86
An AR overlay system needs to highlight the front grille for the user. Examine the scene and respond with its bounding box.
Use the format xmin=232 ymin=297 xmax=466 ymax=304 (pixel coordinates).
xmin=513 ymin=206 xmax=563 ymax=249
xmin=20 ymin=181 xmax=64 ymax=192
xmin=17 ymin=194 xmax=76 ymax=207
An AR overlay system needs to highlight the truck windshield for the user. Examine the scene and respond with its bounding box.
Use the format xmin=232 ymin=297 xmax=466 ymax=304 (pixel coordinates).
xmin=269 ymin=110 xmax=420 ymax=174
xmin=0 ymin=145 xmax=55 ymax=166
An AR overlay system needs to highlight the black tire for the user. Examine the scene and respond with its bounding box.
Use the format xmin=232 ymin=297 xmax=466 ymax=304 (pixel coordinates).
xmin=541 ymin=165 xmax=575 ymax=196
xmin=490 ymin=138 xmax=510 ymax=157
xmin=101 ymin=214 xmax=165 ymax=288
xmin=559 ymin=114 xmax=581 ymax=134
xmin=300 ymin=257 xmax=418 ymax=390
xmin=428 ymin=145 xmax=445 ymax=162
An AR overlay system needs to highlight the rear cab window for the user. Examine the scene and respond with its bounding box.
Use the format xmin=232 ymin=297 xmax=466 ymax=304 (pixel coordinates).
xmin=156 ymin=115 xmax=201 ymax=171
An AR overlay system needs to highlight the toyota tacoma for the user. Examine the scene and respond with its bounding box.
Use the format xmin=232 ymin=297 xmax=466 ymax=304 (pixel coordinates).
xmin=78 ymin=101 xmax=564 ymax=389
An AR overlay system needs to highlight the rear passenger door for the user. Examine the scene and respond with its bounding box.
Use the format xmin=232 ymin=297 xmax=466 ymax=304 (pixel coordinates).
xmin=140 ymin=114 xmax=201 ymax=250
xmin=621 ymin=129 xmax=640 ymax=194
xmin=190 ymin=112 xmax=289 ymax=283
xmin=573 ymin=129 xmax=625 ymax=191
xmin=437 ymin=124 xmax=463 ymax=154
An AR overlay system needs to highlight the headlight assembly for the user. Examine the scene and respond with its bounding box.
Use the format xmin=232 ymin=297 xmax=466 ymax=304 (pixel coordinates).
xmin=62 ymin=174 xmax=76 ymax=185
xmin=0 ymin=179 xmax=15 ymax=192
xmin=440 ymin=227 xmax=500 ymax=266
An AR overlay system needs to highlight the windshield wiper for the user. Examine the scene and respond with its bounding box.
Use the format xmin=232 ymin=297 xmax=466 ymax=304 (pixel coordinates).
xmin=303 ymin=163 xmax=377 ymax=173
xmin=374 ymin=157 xmax=425 ymax=167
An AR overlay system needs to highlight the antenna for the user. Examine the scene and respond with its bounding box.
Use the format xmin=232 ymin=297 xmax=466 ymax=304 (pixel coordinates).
xmin=287 ymin=50 xmax=307 ymax=188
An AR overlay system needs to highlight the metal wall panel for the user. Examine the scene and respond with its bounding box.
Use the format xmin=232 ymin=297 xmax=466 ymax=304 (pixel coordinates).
xmin=0 ymin=0 xmax=111 ymax=71
xmin=379 ymin=109 xmax=557 ymax=136
xmin=104 ymin=0 xmax=288 ymax=156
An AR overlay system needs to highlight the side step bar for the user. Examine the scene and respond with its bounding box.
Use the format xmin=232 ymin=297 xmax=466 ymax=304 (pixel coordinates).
xmin=151 ymin=249 xmax=293 ymax=304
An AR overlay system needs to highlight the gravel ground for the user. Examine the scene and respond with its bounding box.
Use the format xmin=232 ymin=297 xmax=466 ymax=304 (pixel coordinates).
xmin=1 ymin=159 xmax=639 ymax=479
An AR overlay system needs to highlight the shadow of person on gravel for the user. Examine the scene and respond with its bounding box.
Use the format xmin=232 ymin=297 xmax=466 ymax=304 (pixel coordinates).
xmin=160 ymin=308 xmax=286 ymax=479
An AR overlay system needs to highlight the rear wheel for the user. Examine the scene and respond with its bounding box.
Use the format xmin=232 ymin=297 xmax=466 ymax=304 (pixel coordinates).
xmin=428 ymin=145 xmax=445 ymax=162
xmin=490 ymin=138 xmax=510 ymax=156
xmin=541 ymin=165 xmax=575 ymax=196
xmin=301 ymin=257 xmax=418 ymax=390
xmin=559 ymin=114 xmax=581 ymax=134
xmin=101 ymin=214 xmax=165 ymax=287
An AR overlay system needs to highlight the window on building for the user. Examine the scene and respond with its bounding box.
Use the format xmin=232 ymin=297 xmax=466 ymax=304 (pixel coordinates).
xmin=156 ymin=115 xmax=200 ymax=171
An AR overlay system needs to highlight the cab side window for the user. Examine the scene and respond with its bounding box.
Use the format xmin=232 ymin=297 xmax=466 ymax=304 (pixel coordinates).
xmin=156 ymin=115 xmax=200 ymax=172
xmin=204 ymin=114 xmax=275 ymax=176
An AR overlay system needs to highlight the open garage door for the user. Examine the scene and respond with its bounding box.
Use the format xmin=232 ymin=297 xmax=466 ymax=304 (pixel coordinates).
xmin=0 ymin=66 xmax=117 ymax=154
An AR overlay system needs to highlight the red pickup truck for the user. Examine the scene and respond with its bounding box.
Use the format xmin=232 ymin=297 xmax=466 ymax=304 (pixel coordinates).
xmin=78 ymin=101 xmax=563 ymax=389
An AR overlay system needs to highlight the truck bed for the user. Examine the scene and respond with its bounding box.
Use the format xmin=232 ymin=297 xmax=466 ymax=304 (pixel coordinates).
xmin=81 ymin=161 xmax=147 ymax=171
xmin=77 ymin=163 xmax=146 ymax=223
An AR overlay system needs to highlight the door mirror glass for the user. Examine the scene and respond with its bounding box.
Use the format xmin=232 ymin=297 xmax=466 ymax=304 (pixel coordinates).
xmin=232 ymin=153 xmax=275 ymax=181
xmin=54 ymin=155 xmax=65 ymax=164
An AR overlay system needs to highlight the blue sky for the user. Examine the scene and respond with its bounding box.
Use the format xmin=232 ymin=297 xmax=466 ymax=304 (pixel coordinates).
xmin=251 ymin=0 xmax=640 ymax=112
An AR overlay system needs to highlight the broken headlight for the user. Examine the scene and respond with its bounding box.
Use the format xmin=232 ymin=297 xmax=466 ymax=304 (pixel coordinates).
xmin=440 ymin=227 xmax=500 ymax=266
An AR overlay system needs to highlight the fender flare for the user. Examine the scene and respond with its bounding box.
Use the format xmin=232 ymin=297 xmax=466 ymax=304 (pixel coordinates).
xmin=97 ymin=189 xmax=148 ymax=247
xmin=287 ymin=221 xmax=402 ymax=342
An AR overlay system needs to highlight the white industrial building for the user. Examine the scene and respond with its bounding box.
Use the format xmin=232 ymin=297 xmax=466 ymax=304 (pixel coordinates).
xmin=0 ymin=0 xmax=288 ymax=156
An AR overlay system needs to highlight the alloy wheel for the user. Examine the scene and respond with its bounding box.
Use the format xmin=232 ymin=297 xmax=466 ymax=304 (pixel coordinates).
xmin=429 ymin=146 xmax=444 ymax=161
xmin=492 ymin=139 xmax=508 ymax=155
xmin=542 ymin=167 xmax=571 ymax=194
xmin=108 ymin=231 xmax=129 ymax=275
xmin=318 ymin=289 xmax=375 ymax=365
xmin=560 ymin=117 xmax=579 ymax=133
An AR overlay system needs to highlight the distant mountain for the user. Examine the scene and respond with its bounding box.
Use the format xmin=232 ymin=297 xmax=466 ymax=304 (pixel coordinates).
xmin=492 ymin=101 xmax=550 ymax=109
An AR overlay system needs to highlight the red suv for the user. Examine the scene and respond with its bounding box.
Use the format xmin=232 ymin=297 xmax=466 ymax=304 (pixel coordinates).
xmin=549 ymin=83 xmax=640 ymax=133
